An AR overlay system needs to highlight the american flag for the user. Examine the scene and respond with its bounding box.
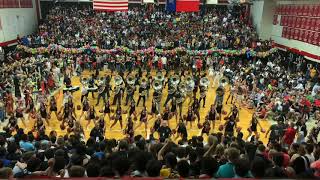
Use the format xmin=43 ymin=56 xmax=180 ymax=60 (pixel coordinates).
xmin=93 ymin=0 xmax=128 ymax=12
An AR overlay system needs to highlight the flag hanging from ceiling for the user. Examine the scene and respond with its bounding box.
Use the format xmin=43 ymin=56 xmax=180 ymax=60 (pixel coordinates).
xmin=143 ymin=0 xmax=155 ymax=3
xmin=206 ymin=0 xmax=217 ymax=4
xmin=93 ymin=0 xmax=128 ymax=12
xmin=176 ymin=0 xmax=200 ymax=12
xmin=166 ymin=0 xmax=176 ymax=12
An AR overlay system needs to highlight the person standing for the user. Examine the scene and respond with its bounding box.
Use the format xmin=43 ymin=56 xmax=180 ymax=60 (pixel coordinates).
xmin=137 ymin=79 xmax=147 ymax=107
xmin=96 ymin=79 xmax=107 ymax=106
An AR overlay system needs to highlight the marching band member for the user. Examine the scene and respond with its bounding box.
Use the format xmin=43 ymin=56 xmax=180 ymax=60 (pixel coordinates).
xmin=96 ymin=77 xmax=107 ymax=106
xmin=80 ymin=77 xmax=89 ymax=103
xmin=193 ymin=74 xmax=200 ymax=98
xmin=226 ymin=82 xmax=235 ymax=104
xmin=125 ymin=74 xmax=136 ymax=106
xmin=112 ymin=75 xmax=123 ymax=106
xmin=150 ymin=99 xmax=158 ymax=120
xmin=199 ymin=76 xmax=209 ymax=108
xmin=88 ymin=74 xmax=96 ymax=98
xmin=137 ymin=78 xmax=148 ymax=107
xmin=163 ymin=75 xmax=178 ymax=107
xmin=208 ymin=65 xmax=215 ymax=88
xmin=175 ymin=87 xmax=185 ymax=120
xmin=184 ymin=74 xmax=195 ymax=106
xmin=152 ymin=80 xmax=162 ymax=114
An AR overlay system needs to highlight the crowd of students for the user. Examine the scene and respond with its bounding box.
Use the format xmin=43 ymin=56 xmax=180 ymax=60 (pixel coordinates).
xmin=0 ymin=3 xmax=320 ymax=179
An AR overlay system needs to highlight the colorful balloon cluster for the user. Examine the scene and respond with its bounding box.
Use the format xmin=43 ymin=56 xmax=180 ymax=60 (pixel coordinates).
xmin=17 ymin=44 xmax=277 ymax=57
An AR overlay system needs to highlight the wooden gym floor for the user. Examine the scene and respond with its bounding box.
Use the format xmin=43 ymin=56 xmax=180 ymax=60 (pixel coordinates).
xmin=14 ymin=70 xmax=272 ymax=143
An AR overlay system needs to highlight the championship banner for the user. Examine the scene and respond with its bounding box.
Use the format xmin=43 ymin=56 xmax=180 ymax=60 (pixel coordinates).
xmin=166 ymin=0 xmax=176 ymax=12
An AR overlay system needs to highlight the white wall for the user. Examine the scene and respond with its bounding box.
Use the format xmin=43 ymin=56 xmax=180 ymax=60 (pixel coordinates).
xmin=251 ymin=0 xmax=276 ymax=40
xmin=271 ymin=0 xmax=320 ymax=58
xmin=0 ymin=0 xmax=38 ymax=44
xmin=251 ymin=0 xmax=264 ymax=37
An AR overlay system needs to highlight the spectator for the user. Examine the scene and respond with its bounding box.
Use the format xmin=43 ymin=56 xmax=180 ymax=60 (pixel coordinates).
xmin=215 ymin=148 xmax=240 ymax=178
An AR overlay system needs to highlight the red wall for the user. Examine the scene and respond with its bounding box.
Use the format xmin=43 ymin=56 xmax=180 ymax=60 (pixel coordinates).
xmin=0 ymin=0 xmax=33 ymax=8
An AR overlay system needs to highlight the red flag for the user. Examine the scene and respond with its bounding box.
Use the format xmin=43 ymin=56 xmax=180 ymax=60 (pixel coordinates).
xmin=176 ymin=0 xmax=199 ymax=12
xmin=93 ymin=0 xmax=128 ymax=12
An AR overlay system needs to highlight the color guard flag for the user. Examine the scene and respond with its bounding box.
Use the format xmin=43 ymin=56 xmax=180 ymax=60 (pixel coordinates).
xmin=176 ymin=0 xmax=200 ymax=12
xmin=93 ymin=0 xmax=128 ymax=12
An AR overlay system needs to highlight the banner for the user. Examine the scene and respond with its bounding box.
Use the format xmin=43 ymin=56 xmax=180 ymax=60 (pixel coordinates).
xmin=206 ymin=0 xmax=217 ymax=4
xmin=16 ymin=45 xmax=278 ymax=58
xmin=143 ymin=0 xmax=154 ymax=3
xmin=93 ymin=0 xmax=128 ymax=12
xmin=166 ymin=0 xmax=176 ymax=12
xmin=176 ymin=0 xmax=199 ymax=12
